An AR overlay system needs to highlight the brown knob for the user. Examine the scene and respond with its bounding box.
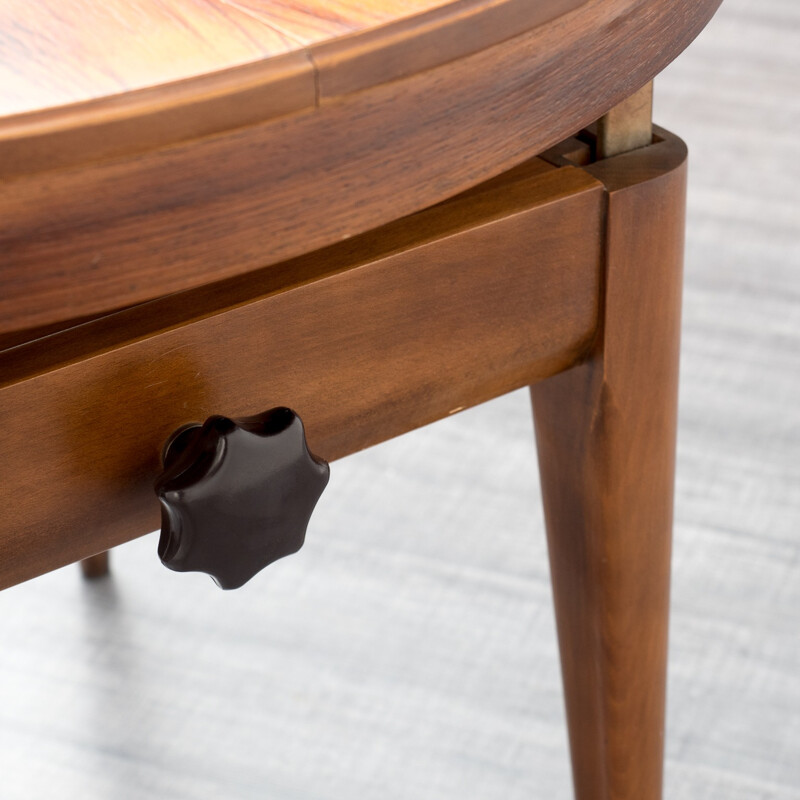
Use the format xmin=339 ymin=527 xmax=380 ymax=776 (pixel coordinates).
xmin=155 ymin=407 xmax=329 ymax=590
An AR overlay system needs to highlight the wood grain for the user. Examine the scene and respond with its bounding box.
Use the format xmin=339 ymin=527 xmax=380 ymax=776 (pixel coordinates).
xmin=531 ymin=131 xmax=687 ymax=799
xmin=1 ymin=3 xmax=795 ymax=796
xmin=0 ymin=0 xmax=586 ymax=169
xmin=0 ymin=0 xmax=721 ymax=340
xmin=0 ymin=164 xmax=604 ymax=590
xmin=0 ymin=0 xmax=466 ymax=116
xmin=310 ymin=0 xmax=586 ymax=97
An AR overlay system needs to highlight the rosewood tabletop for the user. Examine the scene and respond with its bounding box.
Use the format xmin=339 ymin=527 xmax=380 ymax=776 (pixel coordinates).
xmin=1 ymin=0 xmax=721 ymax=340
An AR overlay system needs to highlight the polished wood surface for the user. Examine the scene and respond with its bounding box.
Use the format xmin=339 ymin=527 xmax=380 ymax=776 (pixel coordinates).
xmin=531 ymin=131 xmax=687 ymax=798
xmin=0 ymin=0 xmax=721 ymax=341
xmin=0 ymin=0 xmax=585 ymax=169
xmin=0 ymin=161 xmax=604 ymax=590
xmin=0 ymin=0 xmax=576 ymax=116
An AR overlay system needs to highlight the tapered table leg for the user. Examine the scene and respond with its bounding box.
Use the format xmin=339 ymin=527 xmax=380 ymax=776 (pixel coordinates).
xmin=80 ymin=551 xmax=110 ymax=579
xmin=531 ymin=132 xmax=687 ymax=800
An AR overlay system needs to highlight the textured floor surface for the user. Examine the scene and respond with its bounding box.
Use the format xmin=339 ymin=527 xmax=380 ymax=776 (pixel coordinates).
xmin=1 ymin=1 xmax=799 ymax=797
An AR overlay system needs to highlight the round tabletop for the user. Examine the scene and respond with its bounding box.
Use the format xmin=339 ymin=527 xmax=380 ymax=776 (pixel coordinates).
xmin=0 ymin=0 xmax=721 ymax=338
xmin=0 ymin=0 xmax=476 ymax=117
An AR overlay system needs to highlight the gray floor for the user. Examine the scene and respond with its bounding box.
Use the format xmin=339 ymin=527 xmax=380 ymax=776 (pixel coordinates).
xmin=1 ymin=1 xmax=799 ymax=797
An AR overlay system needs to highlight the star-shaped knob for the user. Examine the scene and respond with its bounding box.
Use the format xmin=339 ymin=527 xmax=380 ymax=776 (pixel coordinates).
xmin=155 ymin=407 xmax=329 ymax=589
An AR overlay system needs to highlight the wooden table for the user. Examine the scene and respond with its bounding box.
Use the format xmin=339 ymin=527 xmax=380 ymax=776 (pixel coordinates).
xmin=0 ymin=1 xmax=723 ymax=797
